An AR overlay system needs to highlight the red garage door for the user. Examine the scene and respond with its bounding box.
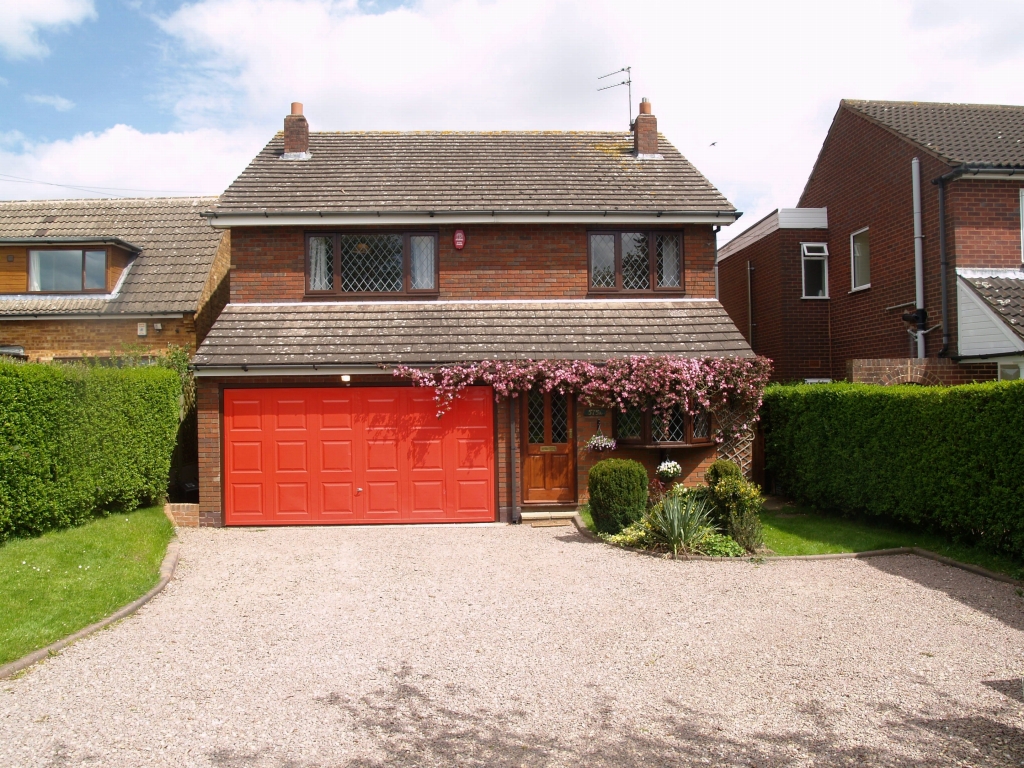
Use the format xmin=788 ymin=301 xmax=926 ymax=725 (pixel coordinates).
xmin=223 ymin=386 xmax=495 ymax=525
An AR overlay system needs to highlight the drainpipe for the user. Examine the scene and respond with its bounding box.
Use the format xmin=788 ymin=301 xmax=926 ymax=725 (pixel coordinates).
xmin=937 ymin=177 xmax=950 ymax=356
xmin=713 ymin=225 xmax=721 ymax=300
xmin=912 ymin=158 xmax=926 ymax=358
xmin=746 ymin=260 xmax=754 ymax=347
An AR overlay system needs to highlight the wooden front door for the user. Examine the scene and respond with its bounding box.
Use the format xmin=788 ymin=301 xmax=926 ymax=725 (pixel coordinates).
xmin=522 ymin=389 xmax=576 ymax=503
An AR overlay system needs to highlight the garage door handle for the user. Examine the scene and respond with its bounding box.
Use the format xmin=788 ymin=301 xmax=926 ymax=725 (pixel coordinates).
xmin=357 ymin=488 xmax=363 ymax=493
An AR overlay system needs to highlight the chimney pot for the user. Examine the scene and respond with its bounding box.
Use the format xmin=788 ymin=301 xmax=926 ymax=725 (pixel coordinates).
xmin=633 ymin=97 xmax=658 ymax=157
xmin=283 ymin=103 xmax=310 ymax=158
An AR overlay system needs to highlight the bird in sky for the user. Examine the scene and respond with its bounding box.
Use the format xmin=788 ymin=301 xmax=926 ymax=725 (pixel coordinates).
xmin=709 ymin=142 xmax=717 ymax=146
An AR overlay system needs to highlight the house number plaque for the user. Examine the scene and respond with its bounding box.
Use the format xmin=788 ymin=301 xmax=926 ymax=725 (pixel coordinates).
xmin=584 ymin=408 xmax=606 ymax=417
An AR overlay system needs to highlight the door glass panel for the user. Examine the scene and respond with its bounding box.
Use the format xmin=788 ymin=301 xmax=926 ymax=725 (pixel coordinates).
xmin=590 ymin=234 xmax=616 ymax=288
xmin=621 ymin=233 xmax=650 ymax=290
xmin=550 ymin=393 xmax=568 ymax=444
xmin=656 ymin=234 xmax=680 ymax=287
xmin=527 ymin=390 xmax=545 ymax=443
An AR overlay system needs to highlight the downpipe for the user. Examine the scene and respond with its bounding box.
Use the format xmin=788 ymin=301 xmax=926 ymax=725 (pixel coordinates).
xmin=912 ymin=158 xmax=926 ymax=358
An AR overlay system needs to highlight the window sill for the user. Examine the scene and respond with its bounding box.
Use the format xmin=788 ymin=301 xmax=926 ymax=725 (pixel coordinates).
xmin=849 ymin=284 xmax=871 ymax=294
xmin=303 ymin=293 xmax=440 ymax=301
xmin=801 ymin=295 xmax=830 ymax=300
xmin=586 ymin=291 xmax=688 ymax=298
xmin=614 ymin=442 xmax=714 ymax=449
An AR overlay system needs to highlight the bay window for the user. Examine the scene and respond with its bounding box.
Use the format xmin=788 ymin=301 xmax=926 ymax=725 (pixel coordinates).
xmin=613 ymin=403 xmax=712 ymax=446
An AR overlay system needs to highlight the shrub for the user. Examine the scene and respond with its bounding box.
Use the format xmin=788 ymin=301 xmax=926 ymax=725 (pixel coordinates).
xmin=700 ymin=532 xmax=746 ymax=558
xmin=602 ymin=518 xmax=656 ymax=548
xmin=587 ymin=458 xmax=648 ymax=534
xmin=704 ymin=460 xmax=765 ymax=552
xmin=762 ymin=381 xmax=1024 ymax=560
xmin=0 ymin=361 xmax=181 ymax=542
xmin=646 ymin=492 xmax=714 ymax=556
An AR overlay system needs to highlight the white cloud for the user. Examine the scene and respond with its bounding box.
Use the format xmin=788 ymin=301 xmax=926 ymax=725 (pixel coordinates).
xmin=0 ymin=124 xmax=265 ymax=199
xmin=0 ymin=0 xmax=96 ymax=59
xmin=26 ymin=94 xmax=75 ymax=111
xmin=5 ymin=0 xmax=1024 ymax=241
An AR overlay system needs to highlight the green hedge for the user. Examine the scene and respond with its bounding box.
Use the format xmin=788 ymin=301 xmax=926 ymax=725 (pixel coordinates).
xmin=762 ymin=381 xmax=1024 ymax=559
xmin=587 ymin=458 xmax=648 ymax=534
xmin=0 ymin=362 xmax=181 ymax=542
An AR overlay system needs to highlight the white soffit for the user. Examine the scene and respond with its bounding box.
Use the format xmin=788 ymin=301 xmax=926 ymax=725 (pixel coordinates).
xmin=717 ymin=208 xmax=826 ymax=262
xmin=956 ymin=276 xmax=1024 ymax=356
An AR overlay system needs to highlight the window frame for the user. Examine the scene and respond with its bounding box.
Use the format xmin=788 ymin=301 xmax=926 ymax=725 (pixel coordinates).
xmin=1019 ymin=188 xmax=1023 ymax=264
xmin=612 ymin=404 xmax=713 ymax=448
xmin=849 ymin=227 xmax=871 ymax=292
xmin=587 ymin=229 xmax=686 ymax=295
xmin=800 ymin=242 xmax=829 ymax=299
xmin=27 ymin=247 xmax=108 ymax=294
xmin=304 ymin=231 xmax=440 ymax=298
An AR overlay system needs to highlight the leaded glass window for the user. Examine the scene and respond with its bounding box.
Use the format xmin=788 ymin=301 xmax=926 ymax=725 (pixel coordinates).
xmin=621 ymin=233 xmax=650 ymax=290
xmin=615 ymin=405 xmax=643 ymax=441
xmin=305 ymin=232 xmax=437 ymax=295
xmin=341 ymin=234 xmax=403 ymax=292
xmin=409 ymin=235 xmax=436 ymax=290
xmin=550 ymin=393 xmax=568 ymax=444
xmin=656 ymin=234 xmax=680 ymax=288
xmin=652 ymin=407 xmax=687 ymax=443
xmin=590 ymin=234 xmax=616 ymax=288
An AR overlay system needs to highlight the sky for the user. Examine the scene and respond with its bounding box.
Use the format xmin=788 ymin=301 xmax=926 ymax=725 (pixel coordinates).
xmin=2 ymin=0 xmax=1024 ymax=243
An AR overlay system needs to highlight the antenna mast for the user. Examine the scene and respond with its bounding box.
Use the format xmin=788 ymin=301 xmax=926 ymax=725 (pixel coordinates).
xmin=598 ymin=67 xmax=632 ymax=128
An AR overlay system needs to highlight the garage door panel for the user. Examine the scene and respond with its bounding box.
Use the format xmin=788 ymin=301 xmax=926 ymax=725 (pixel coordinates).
xmin=275 ymin=441 xmax=308 ymax=472
xmin=224 ymin=387 xmax=494 ymax=525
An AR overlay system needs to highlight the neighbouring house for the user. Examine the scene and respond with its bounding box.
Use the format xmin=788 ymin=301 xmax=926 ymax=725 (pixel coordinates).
xmin=191 ymin=101 xmax=753 ymax=527
xmin=717 ymin=99 xmax=1024 ymax=384
xmin=0 ymin=197 xmax=229 ymax=362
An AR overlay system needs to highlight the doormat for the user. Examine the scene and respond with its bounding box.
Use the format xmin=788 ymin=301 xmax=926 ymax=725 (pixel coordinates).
xmin=531 ymin=520 xmax=571 ymax=528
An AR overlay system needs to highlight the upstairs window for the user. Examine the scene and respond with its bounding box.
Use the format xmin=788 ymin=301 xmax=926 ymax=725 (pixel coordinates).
xmin=850 ymin=228 xmax=870 ymax=290
xmin=613 ymin=403 xmax=712 ymax=446
xmin=306 ymin=232 xmax=438 ymax=295
xmin=589 ymin=231 xmax=684 ymax=293
xmin=801 ymin=243 xmax=829 ymax=298
xmin=29 ymin=249 xmax=106 ymax=293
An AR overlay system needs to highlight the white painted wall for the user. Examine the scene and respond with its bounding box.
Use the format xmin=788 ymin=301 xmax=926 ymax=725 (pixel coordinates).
xmin=956 ymin=277 xmax=1024 ymax=356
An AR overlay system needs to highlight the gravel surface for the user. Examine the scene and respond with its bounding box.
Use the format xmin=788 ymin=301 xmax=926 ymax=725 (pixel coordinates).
xmin=1 ymin=524 xmax=1023 ymax=767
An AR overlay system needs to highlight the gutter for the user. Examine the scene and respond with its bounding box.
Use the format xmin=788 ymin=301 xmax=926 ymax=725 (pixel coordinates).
xmin=0 ymin=236 xmax=143 ymax=254
xmin=936 ymin=164 xmax=1024 ymax=183
xmin=200 ymin=209 xmax=743 ymax=228
xmin=192 ymin=364 xmax=386 ymax=378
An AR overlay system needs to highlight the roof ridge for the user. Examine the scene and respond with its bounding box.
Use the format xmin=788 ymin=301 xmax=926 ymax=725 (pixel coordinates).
xmin=844 ymin=98 xmax=1024 ymax=111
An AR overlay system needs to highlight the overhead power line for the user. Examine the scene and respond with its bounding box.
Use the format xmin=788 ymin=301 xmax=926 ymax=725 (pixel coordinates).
xmin=0 ymin=172 xmax=200 ymax=198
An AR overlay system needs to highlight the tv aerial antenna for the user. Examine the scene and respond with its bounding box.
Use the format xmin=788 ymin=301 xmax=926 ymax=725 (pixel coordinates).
xmin=598 ymin=66 xmax=632 ymax=127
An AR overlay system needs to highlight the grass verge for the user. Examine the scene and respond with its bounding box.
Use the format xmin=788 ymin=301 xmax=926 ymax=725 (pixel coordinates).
xmin=0 ymin=506 xmax=174 ymax=667
xmin=762 ymin=507 xmax=1023 ymax=579
xmin=577 ymin=502 xmax=596 ymax=532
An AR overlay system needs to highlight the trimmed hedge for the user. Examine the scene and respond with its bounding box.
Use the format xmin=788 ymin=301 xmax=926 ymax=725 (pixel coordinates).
xmin=762 ymin=381 xmax=1024 ymax=559
xmin=0 ymin=361 xmax=181 ymax=542
xmin=587 ymin=458 xmax=648 ymax=534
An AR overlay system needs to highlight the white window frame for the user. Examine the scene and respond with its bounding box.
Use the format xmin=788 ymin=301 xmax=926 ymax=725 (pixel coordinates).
xmin=850 ymin=227 xmax=871 ymax=292
xmin=800 ymin=242 xmax=829 ymax=299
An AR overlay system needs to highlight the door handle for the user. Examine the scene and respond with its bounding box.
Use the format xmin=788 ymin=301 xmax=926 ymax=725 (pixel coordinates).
xmin=357 ymin=487 xmax=363 ymax=493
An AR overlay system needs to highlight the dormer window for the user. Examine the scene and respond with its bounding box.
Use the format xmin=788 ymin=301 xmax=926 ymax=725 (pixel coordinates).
xmin=29 ymin=249 xmax=107 ymax=293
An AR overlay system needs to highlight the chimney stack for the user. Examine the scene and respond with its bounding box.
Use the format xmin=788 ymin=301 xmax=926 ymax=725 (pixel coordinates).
xmin=633 ymin=98 xmax=659 ymax=157
xmin=282 ymin=102 xmax=310 ymax=159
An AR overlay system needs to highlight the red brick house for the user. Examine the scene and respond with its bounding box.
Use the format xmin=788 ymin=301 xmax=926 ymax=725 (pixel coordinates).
xmin=192 ymin=102 xmax=752 ymax=527
xmin=0 ymin=197 xmax=229 ymax=361
xmin=718 ymin=100 xmax=1024 ymax=384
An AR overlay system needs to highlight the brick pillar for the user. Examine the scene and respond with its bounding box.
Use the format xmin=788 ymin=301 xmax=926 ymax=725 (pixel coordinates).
xmin=197 ymin=379 xmax=223 ymax=526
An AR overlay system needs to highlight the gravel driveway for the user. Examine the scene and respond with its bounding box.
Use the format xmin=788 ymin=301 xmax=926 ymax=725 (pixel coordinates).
xmin=1 ymin=524 xmax=1022 ymax=767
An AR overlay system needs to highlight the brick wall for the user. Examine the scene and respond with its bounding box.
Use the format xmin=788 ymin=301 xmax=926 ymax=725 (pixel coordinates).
xmin=799 ymin=107 xmax=951 ymax=376
xmin=718 ymin=227 xmax=832 ymax=382
xmin=947 ymin=179 xmax=1024 ymax=270
xmin=0 ymin=315 xmax=197 ymax=362
xmin=229 ymin=224 xmax=719 ymax=302
xmin=193 ymin=231 xmax=231 ymax=344
xmin=199 ymin=377 xmax=739 ymax=527
xmin=847 ymin=358 xmax=996 ymax=385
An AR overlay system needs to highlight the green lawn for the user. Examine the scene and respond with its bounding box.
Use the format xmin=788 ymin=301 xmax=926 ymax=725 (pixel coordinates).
xmin=762 ymin=507 xmax=1023 ymax=579
xmin=0 ymin=506 xmax=174 ymax=667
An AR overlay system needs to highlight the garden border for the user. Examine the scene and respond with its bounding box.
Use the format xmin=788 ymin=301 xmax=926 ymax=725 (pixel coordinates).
xmin=571 ymin=515 xmax=1020 ymax=586
xmin=0 ymin=538 xmax=180 ymax=681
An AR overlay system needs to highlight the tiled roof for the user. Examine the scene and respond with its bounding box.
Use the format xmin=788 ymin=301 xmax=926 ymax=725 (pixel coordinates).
xmin=962 ymin=274 xmax=1024 ymax=339
xmin=845 ymin=100 xmax=1024 ymax=168
xmin=193 ymin=300 xmax=752 ymax=368
xmin=0 ymin=197 xmax=222 ymax=316
xmin=211 ymin=132 xmax=735 ymax=214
